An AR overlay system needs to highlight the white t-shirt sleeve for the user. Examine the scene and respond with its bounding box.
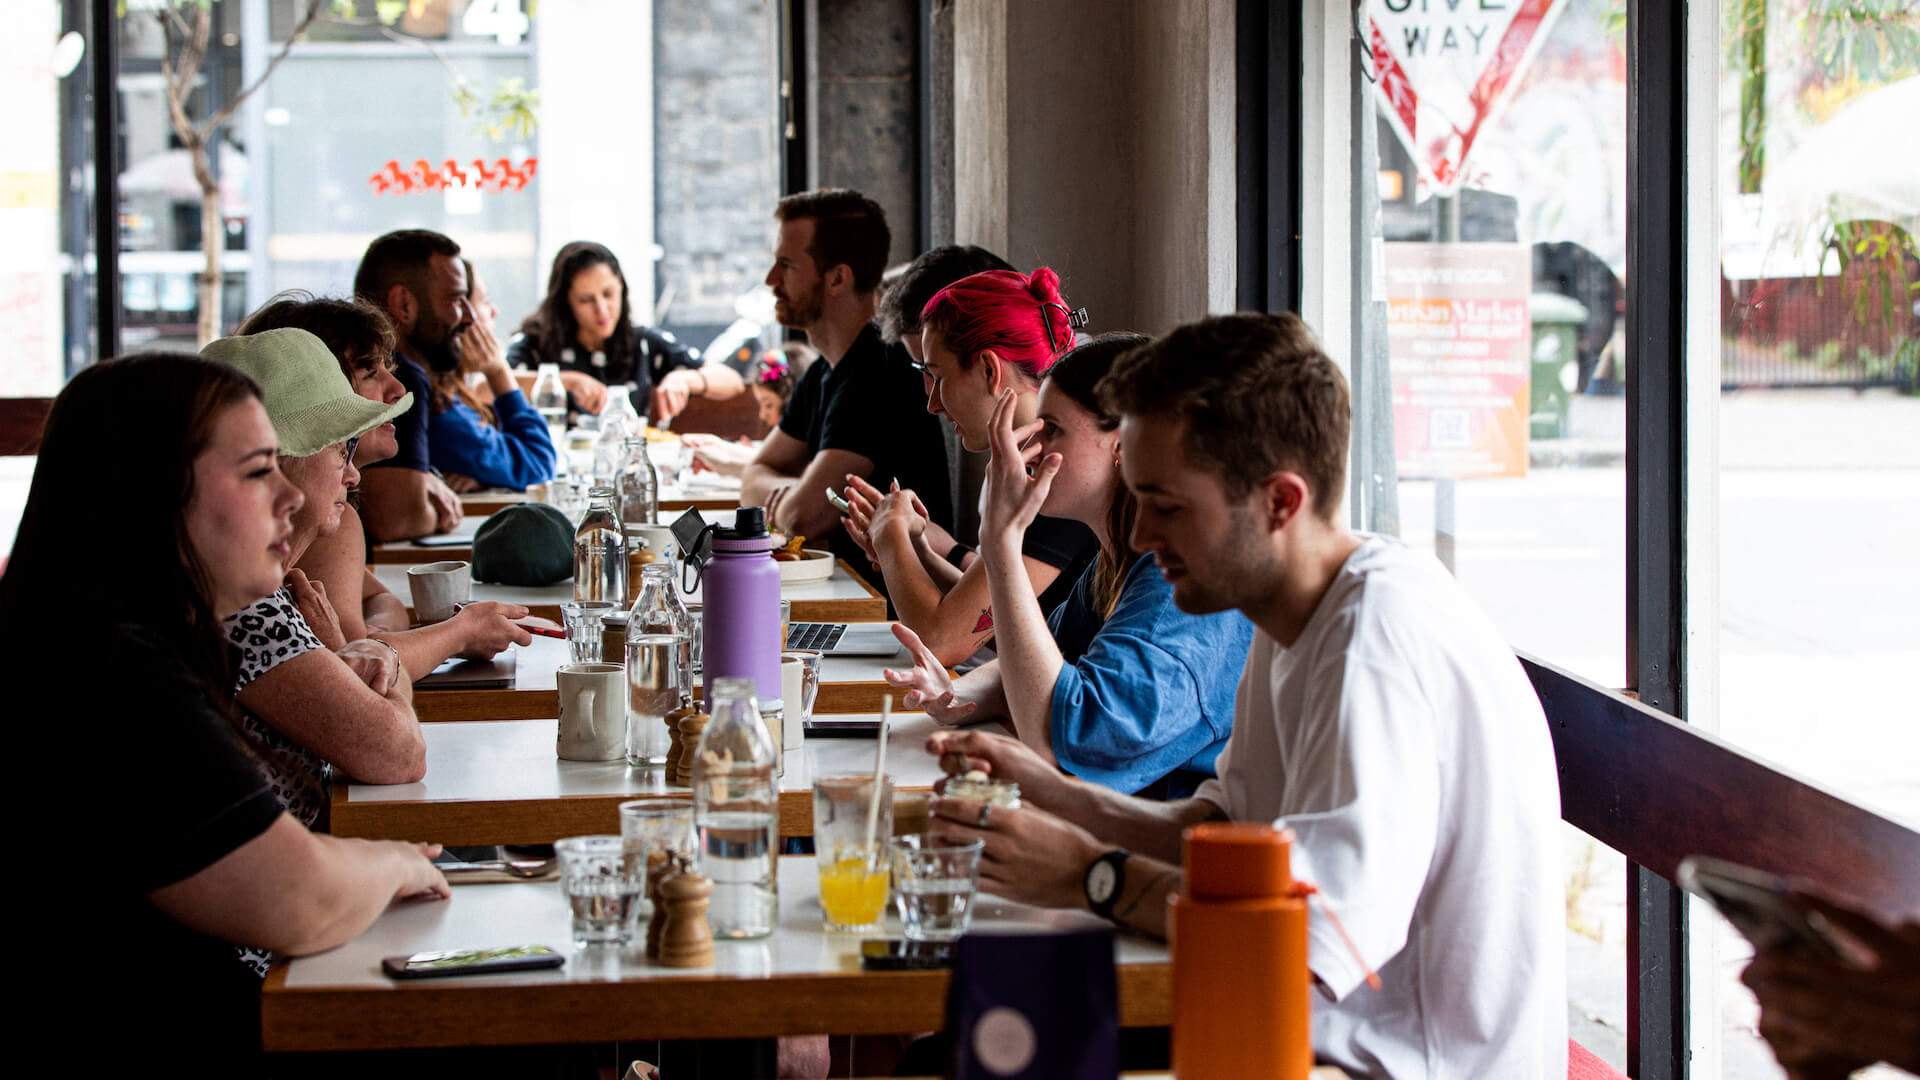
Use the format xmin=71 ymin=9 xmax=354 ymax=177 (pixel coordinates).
xmin=1279 ymin=649 xmax=1441 ymax=1001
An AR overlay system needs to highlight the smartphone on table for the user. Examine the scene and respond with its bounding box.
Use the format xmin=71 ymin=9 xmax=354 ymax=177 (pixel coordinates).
xmin=382 ymin=944 xmax=565 ymax=980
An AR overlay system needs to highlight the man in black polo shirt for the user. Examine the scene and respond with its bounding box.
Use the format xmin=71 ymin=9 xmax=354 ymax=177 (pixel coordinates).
xmin=742 ymin=189 xmax=953 ymax=594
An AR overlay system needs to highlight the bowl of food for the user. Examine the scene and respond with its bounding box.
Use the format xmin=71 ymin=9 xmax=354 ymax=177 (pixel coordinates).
xmin=771 ymin=533 xmax=835 ymax=583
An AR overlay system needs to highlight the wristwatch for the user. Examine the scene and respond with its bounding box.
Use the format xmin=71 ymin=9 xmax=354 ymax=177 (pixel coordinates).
xmin=1083 ymin=849 xmax=1131 ymax=922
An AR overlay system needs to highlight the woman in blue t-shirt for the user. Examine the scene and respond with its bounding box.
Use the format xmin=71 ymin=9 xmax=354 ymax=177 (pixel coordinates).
xmin=886 ymin=335 xmax=1254 ymax=797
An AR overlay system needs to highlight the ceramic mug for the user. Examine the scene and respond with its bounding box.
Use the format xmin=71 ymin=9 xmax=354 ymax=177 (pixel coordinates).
xmin=556 ymin=662 xmax=626 ymax=762
xmin=406 ymin=560 xmax=471 ymax=624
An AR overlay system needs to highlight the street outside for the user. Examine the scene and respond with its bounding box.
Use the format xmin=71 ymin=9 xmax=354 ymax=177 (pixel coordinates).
xmin=1392 ymin=387 xmax=1919 ymax=1076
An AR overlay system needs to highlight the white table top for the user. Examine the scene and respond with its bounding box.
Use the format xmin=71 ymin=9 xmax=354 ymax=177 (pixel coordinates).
xmin=280 ymin=856 xmax=1166 ymax=992
xmin=343 ymin=712 xmax=949 ymax=807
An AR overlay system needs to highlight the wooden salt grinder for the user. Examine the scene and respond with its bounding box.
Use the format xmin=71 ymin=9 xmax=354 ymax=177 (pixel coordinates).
xmin=674 ymin=713 xmax=711 ymax=786
xmin=656 ymin=870 xmax=715 ymax=968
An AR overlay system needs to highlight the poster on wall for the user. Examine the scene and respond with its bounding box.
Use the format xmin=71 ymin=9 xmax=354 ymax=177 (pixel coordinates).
xmin=1386 ymin=242 xmax=1531 ymax=479
xmin=1368 ymin=0 xmax=1570 ymax=195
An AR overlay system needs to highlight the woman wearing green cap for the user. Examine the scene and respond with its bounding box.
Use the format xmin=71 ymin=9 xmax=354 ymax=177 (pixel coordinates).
xmin=201 ymin=328 xmax=434 ymax=832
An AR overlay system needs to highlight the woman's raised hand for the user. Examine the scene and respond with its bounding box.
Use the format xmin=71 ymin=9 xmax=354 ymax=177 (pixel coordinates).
xmin=978 ymin=389 xmax=1055 ymax=550
xmin=881 ymin=623 xmax=977 ymax=726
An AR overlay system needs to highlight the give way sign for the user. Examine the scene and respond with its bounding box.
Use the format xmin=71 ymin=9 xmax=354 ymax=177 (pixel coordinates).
xmin=1368 ymin=0 xmax=1571 ymax=195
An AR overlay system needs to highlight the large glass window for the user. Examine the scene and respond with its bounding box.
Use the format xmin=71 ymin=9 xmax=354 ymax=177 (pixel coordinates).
xmin=1711 ymin=2 xmax=1919 ymax=1072
xmin=1349 ymin=1 xmax=1631 ymax=1068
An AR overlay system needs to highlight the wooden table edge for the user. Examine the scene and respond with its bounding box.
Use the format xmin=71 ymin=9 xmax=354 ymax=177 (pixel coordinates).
xmin=261 ymin=958 xmax=1169 ymax=1051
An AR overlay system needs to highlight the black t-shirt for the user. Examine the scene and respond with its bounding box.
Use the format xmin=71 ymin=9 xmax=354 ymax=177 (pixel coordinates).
xmin=47 ymin=625 xmax=283 ymax=1074
xmin=779 ymin=326 xmax=954 ymax=588
xmin=1025 ymin=514 xmax=1099 ymax=618
xmin=507 ymin=325 xmax=696 ymax=414
xmin=363 ymin=353 xmax=433 ymax=474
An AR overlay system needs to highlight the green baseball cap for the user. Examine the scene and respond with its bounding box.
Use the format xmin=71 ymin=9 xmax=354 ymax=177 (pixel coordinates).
xmin=472 ymin=503 xmax=576 ymax=586
xmin=201 ymin=327 xmax=413 ymax=457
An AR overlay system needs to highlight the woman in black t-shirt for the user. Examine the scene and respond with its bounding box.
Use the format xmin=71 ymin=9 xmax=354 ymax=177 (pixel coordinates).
xmin=1 ymin=355 xmax=449 ymax=1075
xmin=507 ymin=239 xmax=746 ymax=423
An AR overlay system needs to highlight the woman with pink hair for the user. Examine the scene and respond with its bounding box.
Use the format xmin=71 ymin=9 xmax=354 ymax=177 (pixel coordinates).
xmin=844 ymin=266 xmax=1098 ymax=666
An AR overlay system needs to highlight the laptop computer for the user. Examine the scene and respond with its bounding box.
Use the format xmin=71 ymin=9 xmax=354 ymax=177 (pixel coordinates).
xmin=787 ymin=621 xmax=906 ymax=657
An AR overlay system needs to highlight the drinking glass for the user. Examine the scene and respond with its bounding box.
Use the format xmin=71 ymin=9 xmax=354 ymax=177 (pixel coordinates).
xmin=555 ymin=834 xmax=644 ymax=947
xmin=813 ymin=775 xmax=894 ymax=931
xmin=781 ymin=650 xmax=823 ymax=726
xmin=778 ymin=599 xmax=792 ymax=653
xmin=891 ymin=835 xmax=985 ymax=942
xmin=685 ymin=602 xmax=704 ymax=680
xmin=625 ymin=633 xmax=684 ymax=768
xmin=562 ymin=599 xmax=620 ymax=663
xmin=618 ymin=798 xmax=697 ymax=891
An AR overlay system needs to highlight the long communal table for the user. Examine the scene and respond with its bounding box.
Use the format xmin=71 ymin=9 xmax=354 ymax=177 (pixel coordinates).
xmin=262 ymin=856 xmax=1172 ymax=1052
xmin=412 ymin=635 xmax=909 ymax=722
xmin=331 ymin=711 xmax=950 ymax=843
xmin=372 ymin=555 xmax=887 ymax=624
xmin=459 ymin=484 xmax=740 ymax=517
xmin=376 ymin=492 xmax=738 ymax=565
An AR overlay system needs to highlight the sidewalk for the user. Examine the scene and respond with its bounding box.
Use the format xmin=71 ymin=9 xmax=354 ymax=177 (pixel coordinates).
xmin=1529 ymin=386 xmax=1919 ymax=470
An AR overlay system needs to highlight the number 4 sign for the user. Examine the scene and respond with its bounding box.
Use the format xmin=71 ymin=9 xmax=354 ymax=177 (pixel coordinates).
xmin=1368 ymin=0 xmax=1570 ymax=195
xmin=463 ymin=0 xmax=530 ymax=46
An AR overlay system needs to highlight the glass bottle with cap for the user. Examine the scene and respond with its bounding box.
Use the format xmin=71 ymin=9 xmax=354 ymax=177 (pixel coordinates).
xmin=572 ymin=485 xmax=627 ymax=603
xmin=694 ymin=676 xmax=779 ymax=939
xmin=593 ymin=387 xmax=643 ymax=483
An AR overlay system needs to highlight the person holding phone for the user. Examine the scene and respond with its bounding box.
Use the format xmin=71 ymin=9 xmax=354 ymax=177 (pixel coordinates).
xmin=1739 ymin=886 xmax=1920 ymax=1078
xmin=2 ymin=354 xmax=447 ymax=1076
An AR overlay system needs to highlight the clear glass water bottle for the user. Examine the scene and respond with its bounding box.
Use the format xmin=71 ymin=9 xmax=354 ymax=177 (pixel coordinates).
xmin=531 ymin=363 xmax=568 ymax=454
xmin=593 ymin=388 xmax=643 ymax=484
xmin=625 ymin=563 xmax=691 ymax=769
xmin=694 ymin=677 xmax=779 ymax=939
xmin=573 ymin=486 xmax=627 ymax=603
xmin=616 ymin=437 xmax=658 ymax=530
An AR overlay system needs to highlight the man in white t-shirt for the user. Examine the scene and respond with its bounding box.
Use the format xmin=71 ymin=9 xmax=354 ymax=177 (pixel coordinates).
xmin=923 ymin=313 xmax=1566 ymax=1078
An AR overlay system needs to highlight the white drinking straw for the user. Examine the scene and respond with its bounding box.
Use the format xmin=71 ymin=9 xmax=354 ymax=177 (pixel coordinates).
xmin=862 ymin=695 xmax=891 ymax=868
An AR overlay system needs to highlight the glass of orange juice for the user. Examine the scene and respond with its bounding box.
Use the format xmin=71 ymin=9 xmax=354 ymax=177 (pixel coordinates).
xmin=812 ymin=773 xmax=893 ymax=931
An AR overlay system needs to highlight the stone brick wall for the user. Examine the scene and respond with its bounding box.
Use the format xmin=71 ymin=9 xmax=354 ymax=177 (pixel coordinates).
xmin=654 ymin=0 xmax=781 ymax=337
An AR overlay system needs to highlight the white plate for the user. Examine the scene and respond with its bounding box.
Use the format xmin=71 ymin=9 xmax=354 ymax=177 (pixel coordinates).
xmin=775 ymin=548 xmax=835 ymax=583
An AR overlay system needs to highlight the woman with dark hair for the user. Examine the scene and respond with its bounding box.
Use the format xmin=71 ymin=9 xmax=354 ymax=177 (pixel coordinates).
xmin=0 ymin=354 xmax=447 ymax=1075
xmin=844 ymin=266 xmax=1098 ymax=666
xmin=882 ymin=334 xmax=1254 ymax=798
xmin=509 ymin=240 xmax=744 ymax=421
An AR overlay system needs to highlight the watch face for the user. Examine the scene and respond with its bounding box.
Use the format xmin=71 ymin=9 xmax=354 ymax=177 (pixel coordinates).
xmin=1088 ymin=860 xmax=1118 ymax=904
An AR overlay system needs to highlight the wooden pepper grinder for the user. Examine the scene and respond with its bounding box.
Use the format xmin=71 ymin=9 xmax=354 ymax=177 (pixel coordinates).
xmin=645 ymin=850 xmax=675 ymax=960
xmin=662 ymin=705 xmax=694 ymax=780
xmin=674 ymin=712 xmax=711 ymax=786
xmin=656 ymin=868 xmax=715 ymax=968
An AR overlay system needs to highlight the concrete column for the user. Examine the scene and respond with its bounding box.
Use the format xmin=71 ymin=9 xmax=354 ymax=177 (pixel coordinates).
xmin=810 ymin=0 xmax=918 ymax=266
xmin=950 ymin=0 xmax=1236 ymax=335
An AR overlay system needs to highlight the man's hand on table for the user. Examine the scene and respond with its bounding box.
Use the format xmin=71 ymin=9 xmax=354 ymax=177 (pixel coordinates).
xmin=925 ymin=727 xmax=1073 ymax=809
xmin=442 ymin=472 xmax=482 ymax=494
xmin=929 ymin=795 xmax=1101 ymax=912
xmin=883 ymin=624 xmax=976 ymax=726
xmin=425 ymin=473 xmax=464 ymax=533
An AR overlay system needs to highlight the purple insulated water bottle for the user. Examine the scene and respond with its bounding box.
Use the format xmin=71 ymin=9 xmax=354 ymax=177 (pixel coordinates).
xmin=699 ymin=506 xmax=783 ymax=708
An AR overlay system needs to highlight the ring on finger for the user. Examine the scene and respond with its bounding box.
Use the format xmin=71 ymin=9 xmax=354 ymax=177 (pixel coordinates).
xmin=976 ymin=803 xmax=992 ymax=829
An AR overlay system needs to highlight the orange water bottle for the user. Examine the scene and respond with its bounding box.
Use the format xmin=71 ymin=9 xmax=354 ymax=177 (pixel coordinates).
xmin=1169 ymin=822 xmax=1312 ymax=1080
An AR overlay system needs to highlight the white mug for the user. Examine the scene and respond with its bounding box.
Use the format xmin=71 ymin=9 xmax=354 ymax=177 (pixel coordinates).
xmin=556 ymin=662 xmax=626 ymax=762
xmin=407 ymin=560 xmax=471 ymax=624
xmin=779 ymin=655 xmax=806 ymax=751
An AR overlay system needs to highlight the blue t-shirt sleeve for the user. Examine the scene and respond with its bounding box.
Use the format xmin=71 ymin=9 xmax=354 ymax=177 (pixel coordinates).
xmin=367 ymin=359 xmax=432 ymax=473
xmin=1047 ymin=556 xmax=1254 ymax=794
xmin=426 ymin=389 xmax=556 ymax=491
